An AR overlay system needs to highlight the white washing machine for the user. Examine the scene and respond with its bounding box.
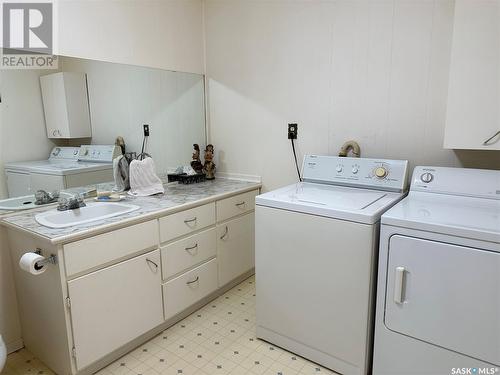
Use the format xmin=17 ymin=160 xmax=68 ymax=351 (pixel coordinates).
xmin=255 ymin=155 xmax=409 ymax=375
xmin=373 ymin=166 xmax=500 ymax=375
xmin=5 ymin=145 xmax=120 ymax=197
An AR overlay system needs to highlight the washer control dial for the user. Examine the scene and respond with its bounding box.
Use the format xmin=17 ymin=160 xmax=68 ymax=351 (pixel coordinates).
xmin=420 ymin=172 xmax=434 ymax=183
xmin=375 ymin=167 xmax=388 ymax=178
xmin=336 ymin=165 xmax=343 ymax=173
xmin=352 ymin=166 xmax=359 ymax=174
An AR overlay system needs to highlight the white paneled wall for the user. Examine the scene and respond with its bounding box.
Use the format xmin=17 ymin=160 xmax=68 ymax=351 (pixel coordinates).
xmin=56 ymin=0 xmax=204 ymax=74
xmin=205 ymin=0 xmax=500 ymax=192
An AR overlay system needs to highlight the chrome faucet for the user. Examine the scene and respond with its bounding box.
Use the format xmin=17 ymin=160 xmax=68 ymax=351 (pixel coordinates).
xmin=35 ymin=190 xmax=60 ymax=205
xmin=57 ymin=194 xmax=86 ymax=211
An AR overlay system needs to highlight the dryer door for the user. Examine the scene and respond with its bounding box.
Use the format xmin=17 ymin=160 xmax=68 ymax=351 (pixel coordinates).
xmin=385 ymin=235 xmax=500 ymax=365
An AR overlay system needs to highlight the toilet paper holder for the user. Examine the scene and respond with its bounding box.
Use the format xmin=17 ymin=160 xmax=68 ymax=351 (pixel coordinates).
xmin=34 ymin=248 xmax=57 ymax=266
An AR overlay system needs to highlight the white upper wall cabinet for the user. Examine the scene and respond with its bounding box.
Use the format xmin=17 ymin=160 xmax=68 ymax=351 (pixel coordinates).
xmin=40 ymin=72 xmax=92 ymax=139
xmin=444 ymin=0 xmax=500 ymax=150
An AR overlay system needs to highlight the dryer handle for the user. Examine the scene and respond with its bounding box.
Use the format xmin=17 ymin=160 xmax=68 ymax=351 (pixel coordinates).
xmin=394 ymin=266 xmax=406 ymax=304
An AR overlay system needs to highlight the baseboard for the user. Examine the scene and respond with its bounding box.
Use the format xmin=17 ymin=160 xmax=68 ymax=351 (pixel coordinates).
xmin=6 ymin=338 xmax=24 ymax=354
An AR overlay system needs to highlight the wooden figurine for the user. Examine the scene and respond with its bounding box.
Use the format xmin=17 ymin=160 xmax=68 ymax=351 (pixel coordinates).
xmin=190 ymin=144 xmax=203 ymax=173
xmin=203 ymin=144 xmax=216 ymax=180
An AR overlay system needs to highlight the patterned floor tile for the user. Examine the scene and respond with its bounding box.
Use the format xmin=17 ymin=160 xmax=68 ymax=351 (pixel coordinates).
xmin=5 ymin=276 xmax=339 ymax=375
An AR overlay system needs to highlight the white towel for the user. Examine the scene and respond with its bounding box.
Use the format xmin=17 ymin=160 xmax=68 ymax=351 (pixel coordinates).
xmin=128 ymin=157 xmax=164 ymax=196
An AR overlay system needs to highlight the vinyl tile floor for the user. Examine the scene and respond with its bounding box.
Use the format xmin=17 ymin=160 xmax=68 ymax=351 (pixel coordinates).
xmin=4 ymin=275 xmax=338 ymax=375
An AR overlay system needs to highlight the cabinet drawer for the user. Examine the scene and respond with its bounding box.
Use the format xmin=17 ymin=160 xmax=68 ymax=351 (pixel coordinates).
xmin=163 ymin=259 xmax=218 ymax=320
xmin=159 ymin=203 xmax=215 ymax=243
xmin=161 ymin=228 xmax=216 ymax=280
xmin=64 ymin=220 xmax=158 ymax=277
xmin=216 ymin=190 xmax=258 ymax=222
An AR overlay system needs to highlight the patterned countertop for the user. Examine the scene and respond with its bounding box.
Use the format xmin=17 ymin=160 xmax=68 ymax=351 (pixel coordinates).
xmin=1 ymin=178 xmax=261 ymax=245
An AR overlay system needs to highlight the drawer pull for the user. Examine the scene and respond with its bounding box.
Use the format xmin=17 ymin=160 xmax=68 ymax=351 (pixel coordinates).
xmin=184 ymin=217 xmax=197 ymax=224
xmin=186 ymin=276 xmax=199 ymax=285
xmin=235 ymin=201 xmax=246 ymax=207
xmin=220 ymin=226 xmax=228 ymax=240
xmin=483 ymin=130 xmax=500 ymax=146
xmin=146 ymin=258 xmax=159 ymax=270
xmin=184 ymin=243 xmax=198 ymax=254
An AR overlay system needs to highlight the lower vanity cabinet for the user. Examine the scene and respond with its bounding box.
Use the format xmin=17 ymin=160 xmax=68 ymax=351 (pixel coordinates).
xmin=217 ymin=212 xmax=255 ymax=287
xmin=67 ymin=250 xmax=164 ymax=370
xmin=6 ymin=186 xmax=259 ymax=375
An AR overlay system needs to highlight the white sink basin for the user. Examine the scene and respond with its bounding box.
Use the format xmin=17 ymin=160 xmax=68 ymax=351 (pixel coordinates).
xmin=0 ymin=192 xmax=72 ymax=211
xmin=35 ymin=202 xmax=140 ymax=228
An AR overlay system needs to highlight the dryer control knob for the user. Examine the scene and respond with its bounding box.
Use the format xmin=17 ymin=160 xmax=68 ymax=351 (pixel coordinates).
xmin=421 ymin=172 xmax=434 ymax=183
xmin=336 ymin=165 xmax=343 ymax=173
xmin=375 ymin=167 xmax=387 ymax=178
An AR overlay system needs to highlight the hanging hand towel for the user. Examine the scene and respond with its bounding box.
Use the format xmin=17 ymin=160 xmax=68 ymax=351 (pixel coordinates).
xmin=112 ymin=155 xmax=130 ymax=192
xmin=128 ymin=157 xmax=164 ymax=196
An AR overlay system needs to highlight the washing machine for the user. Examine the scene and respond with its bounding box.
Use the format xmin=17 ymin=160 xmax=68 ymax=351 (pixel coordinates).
xmin=373 ymin=166 xmax=500 ymax=375
xmin=255 ymin=155 xmax=409 ymax=375
xmin=4 ymin=145 xmax=120 ymax=197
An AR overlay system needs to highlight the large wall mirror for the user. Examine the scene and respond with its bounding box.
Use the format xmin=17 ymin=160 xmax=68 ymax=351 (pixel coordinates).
xmin=0 ymin=56 xmax=206 ymax=198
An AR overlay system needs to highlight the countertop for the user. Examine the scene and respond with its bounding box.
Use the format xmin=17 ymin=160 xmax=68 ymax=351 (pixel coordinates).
xmin=1 ymin=178 xmax=261 ymax=245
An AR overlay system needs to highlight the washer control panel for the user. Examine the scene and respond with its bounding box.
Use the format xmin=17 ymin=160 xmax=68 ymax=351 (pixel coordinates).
xmin=48 ymin=147 xmax=80 ymax=160
xmin=302 ymin=155 xmax=409 ymax=192
xmin=78 ymin=145 xmax=122 ymax=163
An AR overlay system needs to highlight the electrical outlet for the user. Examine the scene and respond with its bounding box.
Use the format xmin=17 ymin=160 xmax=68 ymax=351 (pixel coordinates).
xmin=288 ymin=123 xmax=298 ymax=139
xmin=143 ymin=124 xmax=150 ymax=137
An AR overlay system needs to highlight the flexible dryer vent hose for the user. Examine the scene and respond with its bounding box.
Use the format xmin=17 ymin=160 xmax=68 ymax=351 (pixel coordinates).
xmin=338 ymin=141 xmax=361 ymax=157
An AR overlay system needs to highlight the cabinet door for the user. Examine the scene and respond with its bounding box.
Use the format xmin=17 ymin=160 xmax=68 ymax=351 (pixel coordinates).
xmin=217 ymin=212 xmax=255 ymax=287
xmin=67 ymin=250 xmax=163 ymax=370
xmin=444 ymin=1 xmax=500 ymax=150
xmin=40 ymin=73 xmax=70 ymax=138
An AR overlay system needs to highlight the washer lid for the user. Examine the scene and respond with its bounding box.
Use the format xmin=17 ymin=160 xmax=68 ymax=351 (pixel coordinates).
xmin=256 ymin=182 xmax=405 ymax=224
xmin=5 ymin=160 xmax=112 ymax=175
xmin=382 ymin=192 xmax=500 ymax=243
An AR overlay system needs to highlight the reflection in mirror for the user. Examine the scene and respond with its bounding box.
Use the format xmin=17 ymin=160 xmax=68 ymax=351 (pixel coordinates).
xmin=0 ymin=56 xmax=206 ymax=200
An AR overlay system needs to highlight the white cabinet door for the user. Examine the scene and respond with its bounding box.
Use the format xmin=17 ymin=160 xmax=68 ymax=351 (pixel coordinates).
xmin=385 ymin=235 xmax=500 ymax=365
xmin=40 ymin=72 xmax=92 ymax=139
xmin=444 ymin=0 xmax=500 ymax=150
xmin=67 ymin=250 xmax=163 ymax=370
xmin=217 ymin=212 xmax=255 ymax=287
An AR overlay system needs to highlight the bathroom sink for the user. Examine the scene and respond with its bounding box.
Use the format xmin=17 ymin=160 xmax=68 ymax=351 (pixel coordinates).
xmin=0 ymin=192 xmax=72 ymax=211
xmin=35 ymin=202 xmax=140 ymax=228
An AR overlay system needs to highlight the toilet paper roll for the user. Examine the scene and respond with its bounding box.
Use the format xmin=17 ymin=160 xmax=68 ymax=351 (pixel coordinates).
xmin=19 ymin=253 xmax=47 ymax=275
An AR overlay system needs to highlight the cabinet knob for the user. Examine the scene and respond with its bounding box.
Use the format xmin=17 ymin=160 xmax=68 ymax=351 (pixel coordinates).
xmin=483 ymin=130 xmax=500 ymax=146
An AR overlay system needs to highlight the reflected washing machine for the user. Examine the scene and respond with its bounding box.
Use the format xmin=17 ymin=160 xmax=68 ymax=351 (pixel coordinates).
xmin=4 ymin=145 xmax=120 ymax=197
xmin=373 ymin=166 xmax=500 ymax=375
xmin=255 ymin=155 xmax=409 ymax=375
